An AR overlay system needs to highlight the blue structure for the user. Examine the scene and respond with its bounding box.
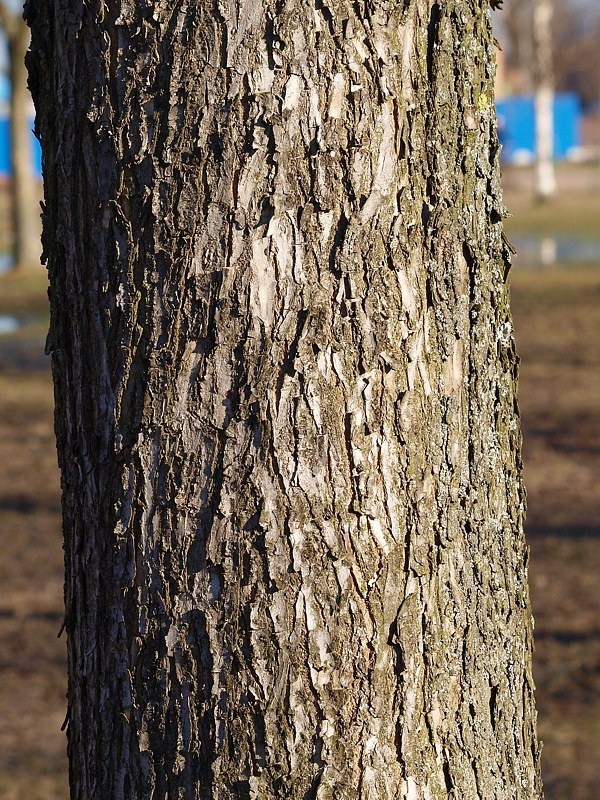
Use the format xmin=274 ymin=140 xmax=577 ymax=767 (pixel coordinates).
xmin=0 ymin=75 xmax=584 ymax=176
xmin=496 ymin=93 xmax=581 ymax=164
xmin=0 ymin=74 xmax=42 ymax=178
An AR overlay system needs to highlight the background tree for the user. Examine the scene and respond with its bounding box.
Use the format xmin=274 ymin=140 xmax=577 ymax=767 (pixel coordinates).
xmin=498 ymin=0 xmax=600 ymax=118
xmin=26 ymin=0 xmax=543 ymax=797
xmin=533 ymin=0 xmax=557 ymax=198
xmin=0 ymin=0 xmax=40 ymax=270
xmin=552 ymin=0 xmax=600 ymax=110
xmin=503 ymin=0 xmax=534 ymax=93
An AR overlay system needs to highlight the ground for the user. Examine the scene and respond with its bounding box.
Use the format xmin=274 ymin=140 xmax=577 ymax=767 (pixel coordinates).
xmin=511 ymin=266 xmax=600 ymax=799
xmin=0 ymin=171 xmax=598 ymax=798
xmin=0 ymin=273 xmax=67 ymax=799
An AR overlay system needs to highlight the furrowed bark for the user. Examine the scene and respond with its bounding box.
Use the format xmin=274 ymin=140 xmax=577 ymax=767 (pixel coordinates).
xmin=26 ymin=0 xmax=542 ymax=797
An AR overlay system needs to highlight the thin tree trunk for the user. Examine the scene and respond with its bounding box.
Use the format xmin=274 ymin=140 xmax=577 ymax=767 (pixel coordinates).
xmin=533 ymin=0 xmax=556 ymax=199
xmin=26 ymin=0 xmax=542 ymax=798
xmin=0 ymin=3 xmax=41 ymax=271
xmin=504 ymin=0 xmax=534 ymax=93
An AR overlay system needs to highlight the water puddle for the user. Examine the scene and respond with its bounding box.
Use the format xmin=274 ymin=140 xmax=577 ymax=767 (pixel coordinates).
xmin=512 ymin=235 xmax=600 ymax=268
xmin=0 ymin=315 xmax=20 ymax=335
xmin=0 ymin=253 xmax=14 ymax=275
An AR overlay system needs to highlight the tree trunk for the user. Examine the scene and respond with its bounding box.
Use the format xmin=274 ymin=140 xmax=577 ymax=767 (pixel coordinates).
xmin=26 ymin=0 xmax=542 ymax=797
xmin=504 ymin=0 xmax=534 ymax=94
xmin=2 ymin=9 xmax=41 ymax=270
xmin=533 ymin=0 xmax=556 ymax=199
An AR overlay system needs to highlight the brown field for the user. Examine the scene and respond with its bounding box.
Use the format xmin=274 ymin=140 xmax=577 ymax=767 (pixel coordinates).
xmin=0 ymin=273 xmax=67 ymax=799
xmin=511 ymin=266 xmax=600 ymax=800
xmin=0 ymin=183 xmax=598 ymax=798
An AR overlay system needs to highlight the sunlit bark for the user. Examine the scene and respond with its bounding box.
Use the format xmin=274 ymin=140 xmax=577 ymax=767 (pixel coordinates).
xmin=27 ymin=0 xmax=542 ymax=797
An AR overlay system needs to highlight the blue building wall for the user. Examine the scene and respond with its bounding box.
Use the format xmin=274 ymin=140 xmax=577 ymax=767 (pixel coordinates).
xmin=0 ymin=116 xmax=42 ymax=177
xmin=496 ymin=93 xmax=581 ymax=163
xmin=0 ymin=74 xmax=42 ymax=178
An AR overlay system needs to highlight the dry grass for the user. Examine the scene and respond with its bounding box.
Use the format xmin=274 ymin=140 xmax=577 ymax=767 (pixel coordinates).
xmin=503 ymin=164 xmax=600 ymax=236
xmin=0 ymin=269 xmax=48 ymax=316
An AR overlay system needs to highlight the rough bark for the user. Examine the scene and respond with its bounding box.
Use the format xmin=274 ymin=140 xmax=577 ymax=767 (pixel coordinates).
xmin=26 ymin=0 xmax=542 ymax=797
xmin=0 ymin=1 xmax=41 ymax=270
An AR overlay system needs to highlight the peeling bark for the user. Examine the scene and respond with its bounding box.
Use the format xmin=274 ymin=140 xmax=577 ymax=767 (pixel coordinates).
xmin=26 ymin=0 xmax=542 ymax=797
